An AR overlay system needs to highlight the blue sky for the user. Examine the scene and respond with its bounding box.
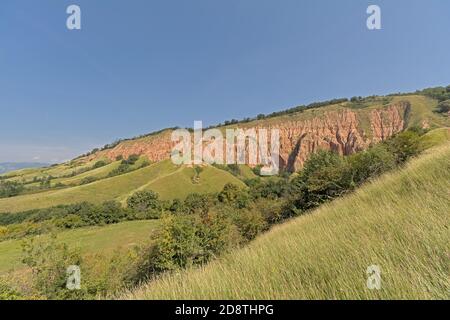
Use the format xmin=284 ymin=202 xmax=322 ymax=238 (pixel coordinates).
xmin=1 ymin=0 xmax=449 ymax=162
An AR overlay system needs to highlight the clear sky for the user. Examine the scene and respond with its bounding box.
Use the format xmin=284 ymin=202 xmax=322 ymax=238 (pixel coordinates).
xmin=1 ymin=0 xmax=449 ymax=162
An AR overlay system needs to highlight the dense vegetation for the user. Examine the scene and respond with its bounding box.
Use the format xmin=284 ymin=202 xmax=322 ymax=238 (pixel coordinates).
xmin=0 ymin=129 xmax=428 ymax=299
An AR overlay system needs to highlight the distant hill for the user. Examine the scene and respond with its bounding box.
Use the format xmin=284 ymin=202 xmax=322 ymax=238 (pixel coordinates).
xmin=0 ymin=162 xmax=49 ymax=174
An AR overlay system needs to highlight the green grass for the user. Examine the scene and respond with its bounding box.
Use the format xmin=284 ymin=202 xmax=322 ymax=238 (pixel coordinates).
xmin=393 ymin=95 xmax=450 ymax=129
xmin=50 ymin=161 xmax=121 ymax=186
xmin=419 ymin=127 xmax=450 ymax=149
xmin=124 ymin=143 xmax=450 ymax=300
xmin=140 ymin=165 xmax=246 ymax=201
xmin=0 ymin=220 xmax=159 ymax=274
xmin=2 ymin=159 xmax=100 ymax=184
xmin=0 ymin=161 xmax=179 ymax=212
xmin=0 ymin=161 xmax=245 ymax=213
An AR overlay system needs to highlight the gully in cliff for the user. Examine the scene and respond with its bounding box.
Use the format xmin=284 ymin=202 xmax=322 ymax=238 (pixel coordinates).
xmin=171 ymin=121 xmax=280 ymax=176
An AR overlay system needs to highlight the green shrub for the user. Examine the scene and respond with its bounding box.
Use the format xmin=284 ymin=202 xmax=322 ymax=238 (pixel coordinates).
xmin=0 ymin=280 xmax=22 ymax=300
xmin=80 ymin=176 xmax=97 ymax=185
xmin=169 ymin=198 xmax=184 ymax=214
xmin=251 ymin=165 xmax=263 ymax=176
xmin=93 ymin=160 xmax=107 ymax=169
xmin=133 ymin=213 xmax=239 ymax=282
xmin=386 ymin=131 xmax=422 ymax=164
xmin=0 ymin=181 xmax=24 ymax=198
xmin=253 ymin=198 xmax=288 ymax=224
xmin=436 ymin=100 xmax=450 ymax=114
xmin=218 ymin=183 xmax=250 ymax=209
xmin=127 ymin=191 xmax=161 ymax=212
xmin=21 ymin=236 xmax=86 ymax=299
xmin=249 ymin=179 xmax=289 ymax=200
xmin=232 ymin=210 xmax=267 ymax=241
xmin=289 ymin=150 xmax=352 ymax=211
xmin=348 ymin=144 xmax=396 ymax=186
xmin=20 ymin=236 xmax=140 ymax=299
xmin=184 ymin=193 xmax=213 ymax=215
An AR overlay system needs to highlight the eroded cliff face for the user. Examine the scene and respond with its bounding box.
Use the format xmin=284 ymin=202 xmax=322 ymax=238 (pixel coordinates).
xmin=88 ymin=102 xmax=410 ymax=172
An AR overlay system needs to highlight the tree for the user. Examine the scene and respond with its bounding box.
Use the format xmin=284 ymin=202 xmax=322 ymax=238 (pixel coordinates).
xmin=436 ymin=100 xmax=450 ymax=114
xmin=0 ymin=181 xmax=24 ymax=198
xmin=127 ymin=191 xmax=161 ymax=212
xmin=21 ymin=236 xmax=85 ymax=299
xmin=348 ymin=144 xmax=396 ymax=186
xmin=288 ymin=150 xmax=352 ymax=211
xmin=386 ymin=131 xmax=422 ymax=164
xmin=218 ymin=183 xmax=250 ymax=209
xmin=93 ymin=160 xmax=107 ymax=169
xmin=184 ymin=193 xmax=212 ymax=215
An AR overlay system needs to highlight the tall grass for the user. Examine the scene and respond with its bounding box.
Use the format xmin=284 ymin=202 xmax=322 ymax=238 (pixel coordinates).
xmin=124 ymin=144 xmax=450 ymax=300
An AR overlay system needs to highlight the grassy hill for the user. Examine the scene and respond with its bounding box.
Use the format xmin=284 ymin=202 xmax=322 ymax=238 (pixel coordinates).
xmin=0 ymin=161 xmax=245 ymax=213
xmin=124 ymin=143 xmax=450 ymax=300
xmin=0 ymin=220 xmax=159 ymax=274
xmin=0 ymin=91 xmax=448 ymax=214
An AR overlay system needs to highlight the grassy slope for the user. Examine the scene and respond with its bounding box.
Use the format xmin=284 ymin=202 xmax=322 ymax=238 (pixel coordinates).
xmin=419 ymin=127 xmax=450 ymax=149
xmin=394 ymin=95 xmax=450 ymax=128
xmin=125 ymin=144 xmax=450 ymax=300
xmin=0 ymin=161 xmax=245 ymax=213
xmin=140 ymin=166 xmax=246 ymax=201
xmin=50 ymin=161 xmax=122 ymax=186
xmin=0 ymin=220 xmax=158 ymax=274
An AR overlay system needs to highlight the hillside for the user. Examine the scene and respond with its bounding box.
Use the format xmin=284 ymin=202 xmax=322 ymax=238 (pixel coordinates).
xmin=0 ymin=160 xmax=245 ymax=213
xmin=124 ymin=143 xmax=450 ymax=300
xmin=84 ymin=94 xmax=448 ymax=171
xmin=0 ymin=90 xmax=448 ymax=214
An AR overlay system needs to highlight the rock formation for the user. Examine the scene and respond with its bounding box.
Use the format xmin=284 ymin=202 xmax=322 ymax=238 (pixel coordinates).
xmin=87 ymin=101 xmax=410 ymax=172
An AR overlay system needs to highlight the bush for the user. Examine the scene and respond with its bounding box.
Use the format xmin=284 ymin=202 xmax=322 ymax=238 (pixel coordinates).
xmin=249 ymin=179 xmax=289 ymax=200
xmin=127 ymin=191 xmax=161 ymax=213
xmin=20 ymin=236 xmax=140 ymax=299
xmin=348 ymin=144 xmax=396 ymax=186
xmin=232 ymin=210 xmax=267 ymax=241
xmin=80 ymin=176 xmax=97 ymax=185
xmin=0 ymin=201 xmax=132 ymax=240
xmin=169 ymin=198 xmax=184 ymax=214
xmin=436 ymin=100 xmax=450 ymax=114
xmin=218 ymin=183 xmax=250 ymax=209
xmin=251 ymin=165 xmax=263 ymax=176
xmin=0 ymin=280 xmax=22 ymax=300
xmin=253 ymin=198 xmax=288 ymax=224
xmin=385 ymin=131 xmax=422 ymax=164
xmin=288 ymin=150 xmax=352 ymax=211
xmin=21 ymin=236 xmax=86 ymax=299
xmin=133 ymin=213 xmax=240 ymax=281
xmin=93 ymin=160 xmax=107 ymax=169
xmin=54 ymin=214 xmax=85 ymax=229
xmin=184 ymin=193 xmax=213 ymax=215
xmin=0 ymin=181 xmax=24 ymax=198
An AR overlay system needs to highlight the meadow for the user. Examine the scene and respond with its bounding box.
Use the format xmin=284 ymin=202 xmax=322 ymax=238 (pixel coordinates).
xmin=0 ymin=160 xmax=244 ymax=213
xmin=0 ymin=220 xmax=158 ymax=274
